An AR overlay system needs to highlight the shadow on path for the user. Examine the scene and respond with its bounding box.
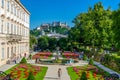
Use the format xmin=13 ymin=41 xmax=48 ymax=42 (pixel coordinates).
xmin=44 ymin=77 xmax=59 ymax=80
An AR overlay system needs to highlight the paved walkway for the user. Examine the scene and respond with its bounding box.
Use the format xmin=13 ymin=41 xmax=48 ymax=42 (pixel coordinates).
xmin=94 ymin=61 xmax=120 ymax=77
xmin=0 ymin=64 xmax=16 ymax=72
xmin=44 ymin=65 xmax=70 ymax=80
xmin=0 ymin=58 xmax=22 ymax=72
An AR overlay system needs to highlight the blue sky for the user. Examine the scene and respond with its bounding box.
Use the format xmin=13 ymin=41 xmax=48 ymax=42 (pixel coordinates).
xmin=21 ymin=0 xmax=120 ymax=30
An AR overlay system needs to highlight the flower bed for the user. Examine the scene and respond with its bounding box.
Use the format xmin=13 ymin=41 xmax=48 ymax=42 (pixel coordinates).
xmin=32 ymin=52 xmax=52 ymax=59
xmin=63 ymin=52 xmax=79 ymax=59
xmin=67 ymin=65 xmax=109 ymax=80
xmin=5 ymin=64 xmax=48 ymax=80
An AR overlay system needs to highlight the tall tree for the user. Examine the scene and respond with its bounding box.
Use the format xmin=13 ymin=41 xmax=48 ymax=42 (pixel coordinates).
xmin=73 ymin=2 xmax=113 ymax=49
xmin=30 ymin=35 xmax=37 ymax=49
xmin=113 ymin=7 xmax=120 ymax=49
xmin=48 ymin=38 xmax=57 ymax=50
xmin=58 ymin=38 xmax=68 ymax=50
xmin=37 ymin=36 xmax=49 ymax=50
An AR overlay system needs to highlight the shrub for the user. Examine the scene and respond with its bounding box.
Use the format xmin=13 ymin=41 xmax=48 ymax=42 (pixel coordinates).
xmin=99 ymin=48 xmax=104 ymax=53
xmin=117 ymin=52 xmax=120 ymax=56
xmin=20 ymin=57 xmax=27 ymax=63
xmin=27 ymin=71 xmax=35 ymax=80
xmin=29 ymin=54 xmax=32 ymax=59
xmin=80 ymin=72 xmax=87 ymax=80
xmin=89 ymin=58 xmax=94 ymax=65
xmin=83 ymin=54 xmax=87 ymax=60
xmin=104 ymin=54 xmax=111 ymax=64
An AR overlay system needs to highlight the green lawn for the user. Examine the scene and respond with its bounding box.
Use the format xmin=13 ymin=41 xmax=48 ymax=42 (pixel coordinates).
xmin=5 ymin=64 xmax=48 ymax=80
xmin=67 ymin=65 xmax=109 ymax=80
xmin=34 ymin=66 xmax=48 ymax=80
xmin=67 ymin=67 xmax=79 ymax=80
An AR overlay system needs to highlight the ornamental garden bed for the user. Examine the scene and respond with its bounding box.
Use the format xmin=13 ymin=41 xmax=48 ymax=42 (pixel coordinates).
xmin=67 ymin=65 xmax=109 ymax=80
xmin=63 ymin=52 xmax=79 ymax=59
xmin=5 ymin=64 xmax=48 ymax=80
xmin=32 ymin=52 xmax=52 ymax=59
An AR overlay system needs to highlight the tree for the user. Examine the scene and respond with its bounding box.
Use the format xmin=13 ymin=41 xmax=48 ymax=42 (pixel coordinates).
xmin=58 ymin=38 xmax=68 ymax=50
xmin=48 ymin=38 xmax=57 ymax=51
xmin=20 ymin=57 xmax=27 ymax=64
xmin=30 ymin=30 xmax=40 ymax=37
xmin=68 ymin=27 xmax=81 ymax=50
xmin=27 ymin=71 xmax=35 ymax=80
xmin=73 ymin=2 xmax=113 ymax=50
xmin=83 ymin=54 xmax=87 ymax=60
xmin=104 ymin=54 xmax=112 ymax=65
xmin=89 ymin=58 xmax=94 ymax=65
xmin=30 ymin=35 xmax=37 ymax=49
xmin=37 ymin=36 xmax=49 ymax=51
xmin=80 ymin=72 xmax=87 ymax=80
xmin=69 ymin=27 xmax=80 ymax=42
xmin=113 ymin=7 xmax=120 ymax=49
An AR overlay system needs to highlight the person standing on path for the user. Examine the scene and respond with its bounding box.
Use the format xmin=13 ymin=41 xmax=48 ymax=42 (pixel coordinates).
xmin=58 ymin=68 xmax=62 ymax=79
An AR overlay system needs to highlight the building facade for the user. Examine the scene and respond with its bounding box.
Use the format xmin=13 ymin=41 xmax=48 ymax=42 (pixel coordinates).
xmin=36 ymin=22 xmax=69 ymax=30
xmin=0 ymin=0 xmax=30 ymax=66
xmin=52 ymin=21 xmax=68 ymax=28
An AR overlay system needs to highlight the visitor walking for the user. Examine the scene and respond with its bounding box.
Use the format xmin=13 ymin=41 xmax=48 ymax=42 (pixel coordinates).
xmin=58 ymin=68 xmax=62 ymax=79
xmin=24 ymin=53 xmax=26 ymax=58
xmin=13 ymin=59 xmax=16 ymax=64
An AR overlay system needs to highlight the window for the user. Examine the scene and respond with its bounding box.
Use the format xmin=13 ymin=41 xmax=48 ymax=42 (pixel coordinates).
xmin=22 ymin=27 xmax=24 ymax=36
xmin=18 ymin=46 xmax=19 ymax=54
xmin=18 ymin=11 xmax=20 ymax=18
xmin=14 ymin=25 xmax=16 ymax=34
xmin=14 ymin=7 xmax=16 ymax=16
xmin=2 ymin=0 xmax=4 ymax=8
xmin=20 ymin=26 xmax=21 ymax=35
xmin=9 ymin=2 xmax=11 ymax=12
xmin=15 ymin=47 xmax=16 ymax=54
xmin=11 ymin=5 xmax=14 ymax=14
xmin=18 ymin=25 xmax=19 ymax=35
xmin=9 ymin=23 xmax=11 ymax=34
xmin=13 ymin=6 xmax=15 ymax=15
xmin=11 ymin=5 xmax=13 ymax=13
xmin=22 ymin=13 xmax=24 ymax=20
xmin=16 ymin=25 xmax=17 ymax=34
xmin=24 ymin=14 xmax=26 ymax=21
xmin=17 ymin=26 xmax=19 ymax=35
xmin=11 ymin=24 xmax=13 ymax=34
xmin=11 ymin=47 xmax=13 ymax=57
xmin=17 ymin=9 xmax=18 ymax=17
xmin=7 ymin=1 xmax=10 ymax=11
xmin=1 ymin=48 xmax=4 ymax=60
xmin=19 ymin=11 xmax=21 ymax=19
xmin=7 ymin=23 xmax=9 ymax=34
xmin=7 ymin=47 xmax=9 ymax=58
xmin=1 ymin=20 xmax=4 ymax=33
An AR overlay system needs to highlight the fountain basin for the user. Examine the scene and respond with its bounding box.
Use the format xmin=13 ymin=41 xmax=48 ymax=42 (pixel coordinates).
xmin=39 ymin=59 xmax=79 ymax=65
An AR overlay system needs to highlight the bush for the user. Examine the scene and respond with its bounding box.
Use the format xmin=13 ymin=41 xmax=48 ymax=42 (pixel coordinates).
xmin=99 ymin=48 xmax=104 ymax=53
xmin=80 ymin=72 xmax=87 ymax=80
xmin=104 ymin=54 xmax=111 ymax=64
xmin=29 ymin=54 xmax=32 ymax=59
xmin=27 ymin=71 xmax=35 ymax=80
xmin=89 ymin=58 xmax=94 ymax=65
xmin=20 ymin=57 xmax=27 ymax=63
xmin=117 ymin=52 xmax=120 ymax=56
xmin=83 ymin=54 xmax=87 ymax=60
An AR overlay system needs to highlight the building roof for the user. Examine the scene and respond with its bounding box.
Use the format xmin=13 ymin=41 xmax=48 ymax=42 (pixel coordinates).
xmin=15 ymin=0 xmax=30 ymax=15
